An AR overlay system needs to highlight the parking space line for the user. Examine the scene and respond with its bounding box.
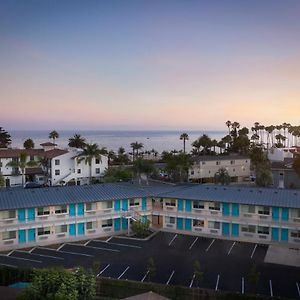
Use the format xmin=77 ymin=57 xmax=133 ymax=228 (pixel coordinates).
xmin=141 ymin=270 xmax=149 ymax=282
xmin=296 ymin=282 xmax=300 ymax=297
xmin=241 ymin=277 xmax=244 ymax=294
xmin=84 ymin=240 xmax=91 ymax=246
xmin=106 ymin=236 xmax=113 ymax=242
xmin=14 ymin=250 xmax=64 ymax=260
xmin=118 ymin=266 xmax=130 ymax=279
xmin=57 ymin=243 xmax=65 ymax=251
xmin=0 ymin=254 xmax=42 ymax=263
xmin=250 ymin=244 xmax=257 ymax=259
xmin=166 ymin=270 xmax=175 ymax=285
xmin=168 ymin=234 xmax=178 ymax=246
xmin=107 ymin=242 xmax=141 ymax=249
xmin=227 ymin=241 xmax=236 ymax=255
xmin=205 ymin=239 xmax=215 ymax=252
xmin=7 ymin=250 xmax=14 ymax=256
xmin=81 ymin=244 xmax=120 ymax=252
xmin=189 ymin=274 xmax=195 ymax=288
xmin=215 ymin=274 xmax=220 ymax=291
xmin=29 ymin=247 xmax=36 ymax=253
xmin=97 ymin=264 xmax=110 ymax=277
xmin=0 ymin=263 xmax=17 ymax=268
xmin=36 ymin=246 xmax=94 ymax=257
xmin=269 ymin=280 xmax=273 ymax=297
xmin=189 ymin=237 xmax=198 ymax=250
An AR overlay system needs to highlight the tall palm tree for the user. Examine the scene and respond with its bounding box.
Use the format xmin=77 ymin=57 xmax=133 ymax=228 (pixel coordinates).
xmin=225 ymin=121 xmax=231 ymax=135
xmin=6 ymin=152 xmax=37 ymax=187
xmin=78 ymin=143 xmax=102 ymax=183
xmin=49 ymin=130 xmax=59 ymax=144
xmin=180 ymin=133 xmax=189 ymax=154
xmin=68 ymin=134 xmax=86 ymax=149
xmin=130 ymin=141 xmax=143 ymax=160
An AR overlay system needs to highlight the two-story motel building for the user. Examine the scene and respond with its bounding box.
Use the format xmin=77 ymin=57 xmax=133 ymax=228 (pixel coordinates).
xmin=0 ymin=183 xmax=299 ymax=251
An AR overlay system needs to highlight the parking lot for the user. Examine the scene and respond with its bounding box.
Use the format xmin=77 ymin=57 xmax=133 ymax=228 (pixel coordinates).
xmin=1 ymin=232 xmax=299 ymax=299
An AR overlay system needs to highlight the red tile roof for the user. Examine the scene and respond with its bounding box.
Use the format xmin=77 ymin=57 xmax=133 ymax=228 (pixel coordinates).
xmin=40 ymin=142 xmax=57 ymax=146
xmin=0 ymin=149 xmax=44 ymax=159
xmin=43 ymin=149 xmax=68 ymax=159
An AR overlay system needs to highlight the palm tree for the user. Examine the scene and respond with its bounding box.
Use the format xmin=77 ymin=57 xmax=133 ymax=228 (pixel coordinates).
xmin=180 ymin=133 xmax=189 ymax=154
xmin=130 ymin=142 xmax=143 ymax=160
xmin=78 ymin=143 xmax=102 ymax=183
xmin=68 ymin=134 xmax=86 ymax=149
xmin=49 ymin=130 xmax=59 ymax=144
xmin=23 ymin=138 xmax=34 ymax=149
xmin=192 ymin=139 xmax=201 ymax=155
xmin=0 ymin=127 xmax=11 ymax=148
xmin=225 ymin=120 xmax=231 ymax=135
xmin=6 ymin=152 xmax=37 ymax=186
xmin=37 ymin=156 xmax=50 ymax=185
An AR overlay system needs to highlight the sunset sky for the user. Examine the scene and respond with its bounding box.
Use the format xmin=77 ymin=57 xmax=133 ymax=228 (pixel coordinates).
xmin=1 ymin=0 xmax=300 ymax=130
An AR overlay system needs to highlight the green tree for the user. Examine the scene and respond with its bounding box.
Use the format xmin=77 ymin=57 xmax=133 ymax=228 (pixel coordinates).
xmin=0 ymin=172 xmax=5 ymax=188
xmin=214 ymin=167 xmax=231 ymax=185
xmin=78 ymin=143 xmax=102 ymax=183
xmin=6 ymin=152 xmax=37 ymax=186
xmin=103 ymin=166 xmax=132 ymax=182
xmin=0 ymin=127 xmax=11 ymax=148
xmin=49 ymin=130 xmax=59 ymax=144
xmin=23 ymin=138 xmax=35 ymax=149
xmin=92 ymin=260 xmax=101 ymax=276
xmin=130 ymin=141 xmax=143 ymax=160
xmin=133 ymin=158 xmax=155 ymax=184
xmin=75 ymin=267 xmax=96 ymax=300
xmin=131 ymin=219 xmax=150 ymax=238
xmin=68 ymin=134 xmax=86 ymax=149
xmin=164 ymin=153 xmax=191 ymax=182
xmin=193 ymin=260 xmax=204 ymax=287
xmin=147 ymin=257 xmax=156 ymax=282
xmin=180 ymin=133 xmax=189 ymax=154
xmin=293 ymin=155 xmax=300 ymax=178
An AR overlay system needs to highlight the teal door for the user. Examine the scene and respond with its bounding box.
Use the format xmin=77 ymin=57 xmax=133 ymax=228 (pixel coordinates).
xmin=122 ymin=199 xmax=128 ymax=211
xmin=272 ymin=207 xmax=279 ymax=221
xmin=178 ymin=199 xmax=184 ymax=211
xmin=114 ymin=200 xmax=120 ymax=211
xmin=18 ymin=209 xmax=25 ymax=223
xmin=222 ymin=222 xmax=230 ymax=236
xmin=114 ymin=218 xmax=121 ymax=231
xmin=232 ymin=203 xmax=239 ymax=217
xmin=177 ymin=217 xmax=183 ymax=230
xmin=122 ymin=218 xmax=128 ymax=230
xmin=28 ymin=229 xmax=36 ymax=242
xmin=271 ymin=228 xmax=279 ymax=241
xmin=77 ymin=223 xmax=85 ymax=235
xmin=69 ymin=224 xmax=76 ymax=236
xmin=185 ymin=219 xmax=192 ymax=231
xmin=185 ymin=200 xmax=192 ymax=212
xmin=18 ymin=230 xmax=26 ymax=244
xmin=142 ymin=198 xmax=147 ymax=211
xmin=69 ymin=204 xmax=76 ymax=217
xmin=232 ymin=223 xmax=239 ymax=237
xmin=281 ymin=208 xmax=289 ymax=221
xmin=77 ymin=203 xmax=84 ymax=216
xmin=281 ymin=228 xmax=288 ymax=241
xmin=222 ymin=203 xmax=230 ymax=216
xmin=27 ymin=208 xmax=35 ymax=221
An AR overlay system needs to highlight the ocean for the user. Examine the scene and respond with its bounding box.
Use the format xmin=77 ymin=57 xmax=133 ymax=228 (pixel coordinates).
xmin=9 ymin=130 xmax=227 ymax=153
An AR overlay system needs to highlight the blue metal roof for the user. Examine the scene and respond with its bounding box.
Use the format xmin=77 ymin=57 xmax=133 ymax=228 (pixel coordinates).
xmin=0 ymin=183 xmax=299 ymax=210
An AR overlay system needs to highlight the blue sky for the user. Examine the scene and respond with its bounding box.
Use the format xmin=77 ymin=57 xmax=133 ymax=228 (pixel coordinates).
xmin=1 ymin=0 xmax=300 ymax=130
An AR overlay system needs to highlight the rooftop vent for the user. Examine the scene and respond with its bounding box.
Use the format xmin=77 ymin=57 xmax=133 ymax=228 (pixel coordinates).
xmin=274 ymin=191 xmax=278 ymax=194
xmin=250 ymin=190 xmax=253 ymax=193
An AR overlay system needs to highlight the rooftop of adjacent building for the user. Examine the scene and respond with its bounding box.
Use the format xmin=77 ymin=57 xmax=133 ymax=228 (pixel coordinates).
xmin=191 ymin=155 xmax=249 ymax=163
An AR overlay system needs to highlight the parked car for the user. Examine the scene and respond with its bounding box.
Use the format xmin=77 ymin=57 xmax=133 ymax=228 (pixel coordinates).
xmin=24 ymin=182 xmax=43 ymax=189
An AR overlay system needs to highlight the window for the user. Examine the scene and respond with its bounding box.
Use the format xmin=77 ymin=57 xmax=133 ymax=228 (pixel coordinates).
xmin=257 ymin=226 xmax=269 ymax=235
xmin=233 ymin=168 xmax=235 ymax=172
xmin=86 ymin=203 xmax=96 ymax=211
xmin=257 ymin=206 xmax=270 ymax=215
xmin=201 ymin=161 xmax=206 ymax=165
xmin=54 ymin=205 xmax=67 ymax=214
xmin=38 ymin=227 xmax=51 ymax=236
xmin=241 ymin=225 xmax=256 ymax=233
xmin=1 ymin=210 xmax=16 ymax=219
xmin=216 ymin=161 xmax=221 ymax=165
xmin=2 ymin=231 xmax=16 ymax=240
xmin=77 ymin=169 xmax=81 ymax=174
xmin=37 ymin=207 xmax=50 ymax=216
xmin=86 ymin=221 xmax=97 ymax=230
xmin=291 ymin=209 xmax=300 ymax=218
xmin=193 ymin=200 xmax=204 ymax=209
xmin=193 ymin=219 xmax=204 ymax=227
xmin=129 ymin=199 xmax=140 ymax=206
xmin=241 ymin=205 xmax=255 ymax=214
xmin=208 ymin=202 xmax=220 ymax=211
xmin=208 ymin=221 xmax=220 ymax=229
xmin=165 ymin=199 xmax=176 ymax=207
xmin=95 ymin=158 xmax=100 ymax=164
xmin=55 ymin=225 xmax=67 ymax=233
xmin=230 ymin=160 xmax=235 ymax=165
xmin=95 ymin=168 xmax=100 ymax=174
xmin=291 ymin=230 xmax=300 ymax=238
xmin=165 ymin=217 xmax=175 ymax=224
xmin=190 ymin=170 xmax=194 ymax=175
xmin=102 ymin=219 xmax=112 ymax=228
xmin=55 ymin=169 xmax=60 ymax=176
xmin=55 ymin=159 xmax=60 ymax=166
xmin=30 ymin=156 xmax=34 ymax=161
xmin=102 ymin=201 xmax=113 ymax=209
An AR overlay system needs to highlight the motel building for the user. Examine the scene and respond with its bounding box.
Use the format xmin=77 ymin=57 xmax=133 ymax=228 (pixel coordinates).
xmin=0 ymin=183 xmax=300 ymax=251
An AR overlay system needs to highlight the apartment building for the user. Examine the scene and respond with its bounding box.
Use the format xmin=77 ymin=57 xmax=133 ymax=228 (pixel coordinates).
xmin=188 ymin=155 xmax=251 ymax=183
xmin=0 ymin=183 xmax=299 ymax=251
